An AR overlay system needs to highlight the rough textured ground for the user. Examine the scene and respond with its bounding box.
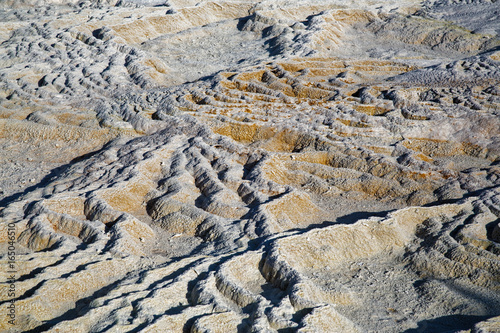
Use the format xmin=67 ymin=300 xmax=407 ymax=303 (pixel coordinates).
xmin=0 ymin=0 xmax=500 ymax=332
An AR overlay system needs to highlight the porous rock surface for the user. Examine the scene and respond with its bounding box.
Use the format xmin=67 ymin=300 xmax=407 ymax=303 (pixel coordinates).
xmin=0 ymin=0 xmax=500 ymax=332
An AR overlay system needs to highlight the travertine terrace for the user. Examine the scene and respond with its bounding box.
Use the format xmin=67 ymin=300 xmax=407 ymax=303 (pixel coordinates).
xmin=0 ymin=0 xmax=500 ymax=332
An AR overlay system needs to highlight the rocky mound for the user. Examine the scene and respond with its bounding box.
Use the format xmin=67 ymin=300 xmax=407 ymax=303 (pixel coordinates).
xmin=1 ymin=0 xmax=499 ymax=332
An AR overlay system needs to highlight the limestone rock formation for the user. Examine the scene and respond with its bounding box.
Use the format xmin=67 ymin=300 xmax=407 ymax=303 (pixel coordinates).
xmin=0 ymin=0 xmax=499 ymax=332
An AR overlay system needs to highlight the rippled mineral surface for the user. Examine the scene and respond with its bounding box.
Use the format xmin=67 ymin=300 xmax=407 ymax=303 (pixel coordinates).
xmin=1 ymin=0 xmax=500 ymax=332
